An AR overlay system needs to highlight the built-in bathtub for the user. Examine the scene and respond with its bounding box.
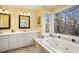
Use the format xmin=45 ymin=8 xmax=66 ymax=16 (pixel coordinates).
xmin=41 ymin=37 xmax=79 ymax=53
xmin=42 ymin=37 xmax=79 ymax=53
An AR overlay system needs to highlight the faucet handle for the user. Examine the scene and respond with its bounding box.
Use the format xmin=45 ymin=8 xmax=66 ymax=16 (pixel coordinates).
xmin=41 ymin=35 xmax=44 ymax=38
xmin=11 ymin=29 xmax=14 ymax=32
xmin=50 ymin=34 xmax=52 ymax=37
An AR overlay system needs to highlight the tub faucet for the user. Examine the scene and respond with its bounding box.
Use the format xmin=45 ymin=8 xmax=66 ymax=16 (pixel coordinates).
xmin=41 ymin=35 xmax=46 ymax=39
xmin=11 ymin=29 xmax=14 ymax=32
xmin=50 ymin=34 xmax=52 ymax=37
xmin=72 ymin=39 xmax=75 ymax=43
xmin=41 ymin=35 xmax=44 ymax=39
xmin=58 ymin=36 xmax=60 ymax=38
xmin=41 ymin=35 xmax=45 ymax=41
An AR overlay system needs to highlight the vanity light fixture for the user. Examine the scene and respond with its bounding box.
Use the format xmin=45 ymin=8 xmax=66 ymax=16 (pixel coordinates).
xmin=20 ymin=12 xmax=22 ymax=15
xmin=20 ymin=11 xmax=26 ymax=15
xmin=4 ymin=8 xmax=8 ymax=13
xmin=0 ymin=8 xmax=3 ymax=12
xmin=20 ymin=12 xmax=30 ymax=15
xmin=0 ymin=8 xmax=8 ymax=13
xmin=23 ymin=12 xmax=26 ymax=15
xmin=20 ymin=10 xmax=30 ymax=15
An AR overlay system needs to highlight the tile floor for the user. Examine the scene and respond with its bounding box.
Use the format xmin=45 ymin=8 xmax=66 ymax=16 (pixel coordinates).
xmin=3 ymin=45 xmax=41 ymax=53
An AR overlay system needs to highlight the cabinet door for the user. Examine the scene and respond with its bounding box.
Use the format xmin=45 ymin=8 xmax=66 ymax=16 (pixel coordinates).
xmin=24 ymin=33 xmax=35 ymax=45
xmin=9 ymin=34 xmax=18 ymax=49
xmin=17 ymin=33 xmax=40 ymax=48
xmin=22 ymin=34 xmax=28 ymax=46
xmin=0 ymin=35 xmax=9 ymax=51
xmin=33 ymin=32 xmax=40 ymax=38
xmin=18 ymin=34 xmax=26 ymax=48
xmin=23 ymin=33 xmax=33 ymax=46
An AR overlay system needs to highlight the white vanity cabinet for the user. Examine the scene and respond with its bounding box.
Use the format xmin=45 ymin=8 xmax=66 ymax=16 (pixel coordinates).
xmin=25 ymin=33 xmax=34 ymax=45
xmin=17 ymin=33 xmax=36 ymax=48
xmin=24 ymin=32 xmax=40 ymax=45
xmin=22 ymin=33 xmax=33 ymax=46
xmin=0 ymin=35 xmax=9 ymax=51
xmin=0 ymin=31 xmax=40 ymax=52
xmin=34 ymin=32 xmax=40 ymax=38
xmin=9 ymin=34 xmax=18 ymax=49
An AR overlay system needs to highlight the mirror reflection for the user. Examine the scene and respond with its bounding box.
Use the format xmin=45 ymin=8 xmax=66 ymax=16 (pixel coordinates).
xmin=0 ymin=13 xmax=10 ymax=29
xmin=19 ymin=15 xmax=30 ymax=29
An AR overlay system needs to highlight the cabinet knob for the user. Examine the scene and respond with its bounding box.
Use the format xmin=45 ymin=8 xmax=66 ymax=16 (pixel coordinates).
xmin=66 ymin=48 xmax=69 ymax=50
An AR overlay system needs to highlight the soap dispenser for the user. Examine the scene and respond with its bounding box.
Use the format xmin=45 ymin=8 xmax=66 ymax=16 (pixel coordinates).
xmin=11 ymin=29 xmax=14 ymax=32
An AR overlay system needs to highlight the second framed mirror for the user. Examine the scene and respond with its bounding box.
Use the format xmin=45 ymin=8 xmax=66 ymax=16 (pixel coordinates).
xmin=19 ymin=15 xmax=30 ymax=29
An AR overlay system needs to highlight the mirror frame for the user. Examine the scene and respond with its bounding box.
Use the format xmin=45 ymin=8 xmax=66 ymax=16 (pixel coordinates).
xmin=0 ymin=13 xmax=11 ymax=29
xmin=19 ymin=15 xmax=30 ymax=29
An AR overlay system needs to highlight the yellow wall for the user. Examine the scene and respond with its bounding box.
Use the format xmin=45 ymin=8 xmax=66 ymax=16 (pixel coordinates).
xmin=0 ymin=6 xmax=38 ymax=33
xmin=0 ymin=5 xmax=51 ymax=33
xmin=34 ymin=7 xmax=52 ymax=33
xmin=51 ymin=5 xmax=74 ymax=14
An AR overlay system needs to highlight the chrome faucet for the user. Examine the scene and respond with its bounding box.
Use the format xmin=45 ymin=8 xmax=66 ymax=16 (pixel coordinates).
xmin=41 ymin=35 xmax=44 ymax=39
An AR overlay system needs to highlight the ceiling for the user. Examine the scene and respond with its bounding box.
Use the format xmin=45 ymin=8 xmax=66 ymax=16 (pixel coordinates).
xmin=5 ymin=5 xmax=55 ymax=9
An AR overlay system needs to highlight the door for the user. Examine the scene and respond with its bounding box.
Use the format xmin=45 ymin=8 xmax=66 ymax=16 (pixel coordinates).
xmin=9 ymin=34 xmax=18 ymax=49
xmin=18 ymin=34 xmax=26 ymax=48
xmin=27 ymin=33 xmax=35 ymax=45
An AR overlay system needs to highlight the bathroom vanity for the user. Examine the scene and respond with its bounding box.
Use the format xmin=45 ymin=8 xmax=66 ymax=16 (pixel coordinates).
xmin=0 ymin=31 xmax=40 ymax=52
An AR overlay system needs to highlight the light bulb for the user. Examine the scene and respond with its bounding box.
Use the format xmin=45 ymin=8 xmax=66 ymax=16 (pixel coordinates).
xmin=27 ymin=13 xmax=30 ymax=15
xmin=20 ymin=12 xmax=23 ymax=15
xmin=5 ymin=10 xmax=8 ymax=13
xmin=0 ymin=9 xmax=2 ymax=12
xmin=23 ymin=13 xmax=26 ymax=15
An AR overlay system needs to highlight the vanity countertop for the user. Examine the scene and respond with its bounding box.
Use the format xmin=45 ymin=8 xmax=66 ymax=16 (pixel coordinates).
xmin=0 ymin=31 xmax=40 ymax=36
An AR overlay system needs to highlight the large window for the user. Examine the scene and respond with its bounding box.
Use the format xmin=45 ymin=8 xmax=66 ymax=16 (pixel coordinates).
xmin=54 ymin=5 xmax=79 ymax=36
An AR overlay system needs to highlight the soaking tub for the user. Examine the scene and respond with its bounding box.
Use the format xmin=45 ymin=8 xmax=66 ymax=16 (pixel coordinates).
xmin=42 ymin=37 xmax=79 ymax=53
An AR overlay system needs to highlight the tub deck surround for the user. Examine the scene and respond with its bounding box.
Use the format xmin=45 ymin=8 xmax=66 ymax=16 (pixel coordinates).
xmin=34 ymin=37 xmax=79 ymax=53
xmin=0 ymin=31 xmax=40 ymax=52
xmin=34 ymin=38 xmax=49 ymax=53
xmin=34 ymin=38 xmax=59 ymax=53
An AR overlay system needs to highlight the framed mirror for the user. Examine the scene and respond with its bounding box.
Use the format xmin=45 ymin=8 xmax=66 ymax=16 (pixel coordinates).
xmin=0 ymin=13 xmax=11 ymax=29
xmin=19 ymin=15 xmax=30 ymax=29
